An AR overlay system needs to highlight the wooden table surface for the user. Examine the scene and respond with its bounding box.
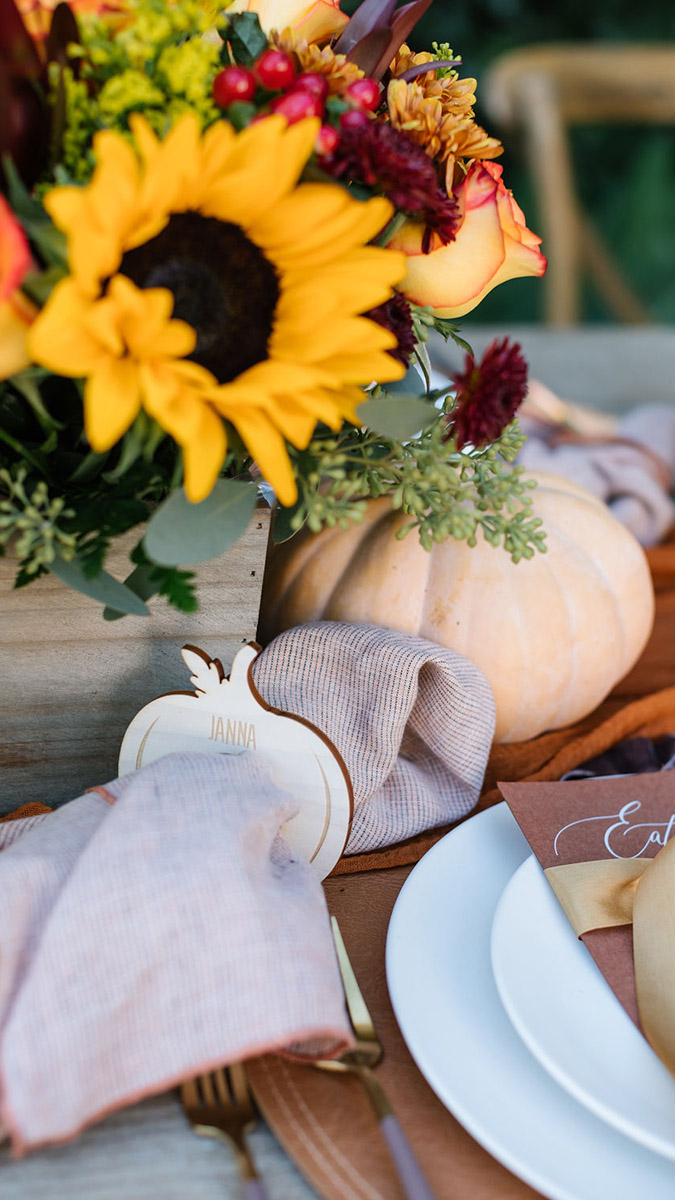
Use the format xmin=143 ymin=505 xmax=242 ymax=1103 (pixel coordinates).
xmin=2 ymin=325 xmax=674 ymax=1199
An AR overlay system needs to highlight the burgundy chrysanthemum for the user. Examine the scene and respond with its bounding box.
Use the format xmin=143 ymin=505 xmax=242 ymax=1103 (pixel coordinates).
xmin=322 ymin=120 xmax=460 ymax=251
xmin=366 ymin=292 xmax=416 ymax=365
xmin=447 ymin=338 xmax=528 ymax=448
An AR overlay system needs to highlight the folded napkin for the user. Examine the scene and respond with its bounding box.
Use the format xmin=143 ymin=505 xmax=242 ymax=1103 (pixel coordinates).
xmin=518 ymin=385 xmax=675 ymax=546
xmin=562 ymin=733 xmax=675 ymax=780
xmin=0 ymin=753 xmax=351 ymax=1153
xmin=252 ymin=621 xmax=495 ymax=854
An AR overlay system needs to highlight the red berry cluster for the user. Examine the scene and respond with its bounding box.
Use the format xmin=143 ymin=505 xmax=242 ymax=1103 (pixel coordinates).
xmin=212 ymin=49 xmax=382 ymax=157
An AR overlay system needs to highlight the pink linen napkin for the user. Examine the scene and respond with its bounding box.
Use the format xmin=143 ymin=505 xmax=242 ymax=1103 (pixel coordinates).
xmin=0 ymin=622 xmax=495 ymax=1152
xmin=0 ymin=753 xmax=351 ymax=1154
xmin=253 ymin=621 xmax=496 ymax=854
xmin=518 ymin=395 xmax=675 ymax=546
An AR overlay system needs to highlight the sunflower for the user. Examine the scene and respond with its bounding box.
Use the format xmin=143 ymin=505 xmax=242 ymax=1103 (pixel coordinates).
xmin=28 ymin=114 xmax=406 ymax=504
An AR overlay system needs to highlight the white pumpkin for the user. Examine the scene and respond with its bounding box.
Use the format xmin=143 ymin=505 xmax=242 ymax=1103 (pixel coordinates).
xmin=260 ymin=471 xmax=655 ymax=743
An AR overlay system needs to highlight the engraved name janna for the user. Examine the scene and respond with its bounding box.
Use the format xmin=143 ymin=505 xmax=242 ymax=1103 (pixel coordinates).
xmin=208 ymin=714 xmax=257 ymax=749
xmin=554 ymin=799 xmax=675 ymax=859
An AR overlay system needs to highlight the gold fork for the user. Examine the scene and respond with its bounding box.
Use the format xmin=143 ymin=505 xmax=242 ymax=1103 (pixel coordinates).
xmin=315 ymin=916 xmax=438 ymax=1200
xmin=180 ymin=1063 xmax=269 ymax=1200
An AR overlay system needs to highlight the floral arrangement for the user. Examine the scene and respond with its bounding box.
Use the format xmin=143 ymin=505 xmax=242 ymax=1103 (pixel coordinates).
xmin=0 ymin=0 xmax=546 ymax=615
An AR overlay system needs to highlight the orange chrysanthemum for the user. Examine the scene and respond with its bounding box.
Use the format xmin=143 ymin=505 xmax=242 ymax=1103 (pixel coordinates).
xmin=387 ymin=45 xmax=502 ymax=171
xmin=271 ymin=28 xmax=365 ymax=94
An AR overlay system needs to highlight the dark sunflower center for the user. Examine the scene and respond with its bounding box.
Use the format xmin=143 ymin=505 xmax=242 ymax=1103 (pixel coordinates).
xmin=119 ymin=211 xmax=280 ymax=383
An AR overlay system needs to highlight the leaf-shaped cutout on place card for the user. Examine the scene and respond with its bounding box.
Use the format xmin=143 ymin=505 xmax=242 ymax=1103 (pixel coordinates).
xmin=118 ymin=643 xmax=353 ymax=879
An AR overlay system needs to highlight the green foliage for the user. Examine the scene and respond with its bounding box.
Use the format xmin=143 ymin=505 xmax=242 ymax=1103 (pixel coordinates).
xmin=55 ymin=0 xmax=221 ymax=180
xmin=222 ymin=12 xmax=269 ymax=66
xmin=0 ymin=0 xmax=552 ymax=615
xmin=0 ymin=468 xmax=76 ymax=574
xmin=357 ymin=393 xmax=439 ymax=440
xmin=48 ymin=552 xmax=150 ymax=615
xmin=143 ymin=478 xmax=258 ymax=567
xmin=275 ymin=405 xmax=546 ymax=563
xmin=103 ymin=545 xmax=197 ymax=620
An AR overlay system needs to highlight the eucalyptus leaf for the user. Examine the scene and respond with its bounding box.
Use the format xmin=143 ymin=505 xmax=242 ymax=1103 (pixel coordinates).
xmin=144 ymin=478 xmax=258 ymax=566
xmin=384 ymin=365 xmax=426 ymax=396
xmin=49 ymin=554 xmax=150 ymax=615
xmin=103 ymin=565 xmax=161 ymax=621
xmin=357 ymin=395 xmax=438 ymax=441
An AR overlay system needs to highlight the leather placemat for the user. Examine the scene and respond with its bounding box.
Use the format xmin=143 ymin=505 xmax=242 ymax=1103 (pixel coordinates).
xmin=247 ymin=867 xmax=543 ymax=1200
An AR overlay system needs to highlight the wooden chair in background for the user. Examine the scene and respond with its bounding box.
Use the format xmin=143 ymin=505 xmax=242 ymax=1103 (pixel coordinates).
xmin=482 ymin=45 xmax=675 ymax=325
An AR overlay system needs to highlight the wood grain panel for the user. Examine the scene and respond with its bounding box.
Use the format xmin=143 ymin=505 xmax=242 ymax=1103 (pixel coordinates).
xmin=0 ymin=506 xmax=271 ymax=811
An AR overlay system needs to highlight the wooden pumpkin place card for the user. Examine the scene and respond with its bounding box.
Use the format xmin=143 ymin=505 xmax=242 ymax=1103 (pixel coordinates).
xmin=118 ymin=643 xmax=353 ymax=878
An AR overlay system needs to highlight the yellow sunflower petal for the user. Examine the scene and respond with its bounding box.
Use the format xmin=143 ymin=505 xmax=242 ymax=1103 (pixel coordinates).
xmin=271 ymin=312 xmax=397 ymax=363
xmin=181 ymin=406 xmax=227 ymax=503
xmin=84 ymin=357 xmax=142 ymax=450
xmin=263 ymin=392 xmax=340 ymax=440
xmin=318 ymin=349 xmax=406 ymax=383
xmin=43 ymin=187 xmax=87 ymax=238
xmin=282 ymin=248 xmax=407 ymax=313
xmin=252 ymin=187 xmax=394 ymax=269
xmin=134 ymin=113 xmax=202 ymax=224
xmin=229 ymin=407 xmax=297 ymax=507
xmin=232 ymin=358 xmax=334 ymax=396
xmin=28 ymin=279 xmax=109 ymax=376
xmin=212 ymin=381 xmax=318 ymax=446
xmin=127 ymin=114 xmax=161 ymax=166
xmin=140 ymin=361 xmax=226 ymax=502
xmin=201 ymin=116 xmax=318 ymax=228
xmin=201 ymin=118 xmax=238 ymax=181
xmin=82 ymin=295 xmax=126 ymax=358
xmin=88 ymin=130 xmax=141 ymax=238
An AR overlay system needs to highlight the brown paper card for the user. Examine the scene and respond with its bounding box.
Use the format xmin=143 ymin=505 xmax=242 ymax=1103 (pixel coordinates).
xmin=499 ymin=774 xmax=675 ymax=1027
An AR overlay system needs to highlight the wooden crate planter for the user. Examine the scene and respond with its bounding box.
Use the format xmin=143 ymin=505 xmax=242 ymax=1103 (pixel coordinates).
xmin=0 ymin=505 xmax=271 ymax=812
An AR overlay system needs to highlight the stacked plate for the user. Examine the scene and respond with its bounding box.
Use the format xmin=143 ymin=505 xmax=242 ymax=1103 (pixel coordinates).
xmin=385 ymin=803 xmax=675 ymax=1200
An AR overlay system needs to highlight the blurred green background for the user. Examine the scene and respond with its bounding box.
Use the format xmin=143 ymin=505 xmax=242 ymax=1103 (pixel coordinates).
xmin=367 ymin=0 xmax=675 ymax=324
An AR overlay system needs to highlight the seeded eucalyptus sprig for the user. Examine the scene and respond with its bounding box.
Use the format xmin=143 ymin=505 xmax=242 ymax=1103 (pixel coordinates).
xmin=0 ymin=467 xmax=77 ymax=578
xmin=277 ymin=413 xmax=546 ymax=563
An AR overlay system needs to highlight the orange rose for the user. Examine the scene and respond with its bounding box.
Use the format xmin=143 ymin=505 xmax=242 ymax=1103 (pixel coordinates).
xmin=226 ymin=0 xmax=347 ymax=43
xmin=386 ymin=162 xmax=546 ymax=318
xmin=0 ymin=196 xmax=31 ymax=305
xmin=0 ymin=196 xmax=35 ymax=379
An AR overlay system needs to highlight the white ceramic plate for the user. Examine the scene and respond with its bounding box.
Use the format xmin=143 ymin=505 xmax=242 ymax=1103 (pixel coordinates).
xmin=491 ymin=854 xmax=675 ymax=1161
xmin=385 ymin=804 xmax=675 ymax=1200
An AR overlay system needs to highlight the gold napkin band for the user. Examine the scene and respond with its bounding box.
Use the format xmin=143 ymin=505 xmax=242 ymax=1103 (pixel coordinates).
xmin=545 ymin=839 xmax=675 ymax=1077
